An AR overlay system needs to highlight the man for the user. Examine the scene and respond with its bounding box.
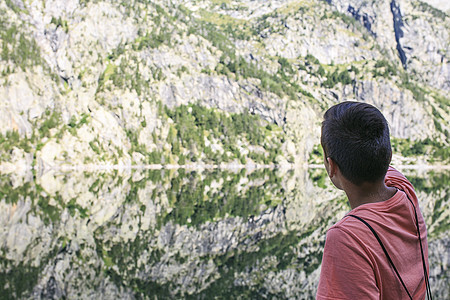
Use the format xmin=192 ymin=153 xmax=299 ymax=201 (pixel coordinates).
xmin=316 ymin=101 xmax=431 ymax=299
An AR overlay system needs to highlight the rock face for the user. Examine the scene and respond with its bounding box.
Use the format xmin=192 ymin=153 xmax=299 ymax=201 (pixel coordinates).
xmin=421 ymin=0 xmax=450 ymax=13
xmin=0 ymin=0 xmax=448 ymax=173
xmin=328 ymin=0 xmax=449 ymax=89
xmin=0 ymin=0 xmax=449 ymax=298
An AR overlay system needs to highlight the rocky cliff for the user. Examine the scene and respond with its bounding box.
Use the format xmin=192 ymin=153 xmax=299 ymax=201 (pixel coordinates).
xmin=0 ymin=0 xmax=448 ymax=173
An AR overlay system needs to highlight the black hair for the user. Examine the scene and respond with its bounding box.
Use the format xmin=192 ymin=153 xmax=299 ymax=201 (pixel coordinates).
xmin=321 ymin=101 xmax=392 ymax=185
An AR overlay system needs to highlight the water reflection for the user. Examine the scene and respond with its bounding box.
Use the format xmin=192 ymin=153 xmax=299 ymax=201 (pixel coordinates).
xmin=0 ymin=167 xmax=448 ymax=299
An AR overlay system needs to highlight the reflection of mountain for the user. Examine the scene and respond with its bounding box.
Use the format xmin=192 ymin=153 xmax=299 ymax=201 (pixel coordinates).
xmin=0 ymin=168 xmax=448 ymax=298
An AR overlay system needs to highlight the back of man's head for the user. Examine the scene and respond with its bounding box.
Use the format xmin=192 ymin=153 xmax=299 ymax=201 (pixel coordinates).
xmin=321 ymin=101 xmax=392 ymax=185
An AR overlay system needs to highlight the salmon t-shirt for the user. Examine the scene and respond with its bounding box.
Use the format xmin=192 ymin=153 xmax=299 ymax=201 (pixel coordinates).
xmin=316 ymin=166 xmax=429 ymax=299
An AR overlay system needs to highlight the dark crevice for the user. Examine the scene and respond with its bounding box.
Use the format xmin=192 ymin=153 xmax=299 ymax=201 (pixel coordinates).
xmin=347 ymin=5 xmax=376 ymax=37
xmin=390 ymin=0 xmax=407 ymax=69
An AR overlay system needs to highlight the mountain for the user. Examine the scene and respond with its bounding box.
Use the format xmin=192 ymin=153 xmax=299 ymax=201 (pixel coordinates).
xmin=0 ymin=0 xmax=448 ymax=175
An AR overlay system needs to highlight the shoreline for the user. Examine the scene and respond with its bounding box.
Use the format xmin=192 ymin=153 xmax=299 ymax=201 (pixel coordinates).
xmin=1 ymin=162 xmax=449 ymax=174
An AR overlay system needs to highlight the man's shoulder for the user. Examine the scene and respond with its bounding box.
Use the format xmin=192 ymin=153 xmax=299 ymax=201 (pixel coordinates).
xmin=324 ymin=217 xmax=376 ymax=257
xmin=327 ymin=216 xmax=366 ymax=239
xmin=327 ymin=211 xmax=386 ymax=243
xmin=385 ymin=166 xmax=415 ymax=190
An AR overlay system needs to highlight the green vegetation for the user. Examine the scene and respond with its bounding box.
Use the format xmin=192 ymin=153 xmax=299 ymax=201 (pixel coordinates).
xmin=38 ymin=110 xmax=62 ymax=138
xmin=372 ymin=59 xmax=397 ymax=78
xmin=412 ymin=1 xmax=448 ymax=20
xmin=0 ymin=178 xmax=61 ymax=298
xmin=198 ymin=231 xmax=303 ymax=299
xmin=126 ymin=128 xmax=147 ymax=158
xmin=50 ymin=16 xmax=69 ymax=33
xmin=197 ymin=219 xmax=331 ymax=299
xmin=36 ymin=192 xmax=63 ymax=225
xmin=163 ymin=169 xmax=284 ymax=227
xmin=0 ymin=259 xmax=42 ymax=299
xmin=98 ymin=51 xmax=159 ymax=96
xmin=93 ymin=168 xmax=290 ymax=298
xmin=1 ymin=163 xmax=446 ymax=299
xmin=329 ymin=10 xmax=359 ymax=28
xmin=408 ymin=171 xmax=449 ymax=194
xmin=431 ymin=93 xmax=449 ymax=114
xmin=0 ymin=175 xmax=34 ymax=203
xmin=199 ymin=7 xmax=253 ymax=41
xmin=322 ymin=67 xmax=353 ymax=88
xmin=308 ymin=144 xmax=324 ymax=165
xmin=308 ymin=145 xmax=328 ymax=188
xmin=215 ymin=52 xmax=313 ymax=99
xmin=309 ymin=168 xmax=328 ymax=189
xmin=399 ymin=74 xmax=427 ymax=102
xmin=407 ymin=171 xmax=450 ymax=239
xmin=0 ymin=110 xmax=91 ymax=165
xmin=121 ymin=102 xmax=283 ymax=166
xmin=310 ymin=136 xmax=449 ymax=170
xmin=163 ymin=103 xmax=283 ymax=164
xmin=5 ymin=0 xmax=22 ymax=14
xmin=67 ymin=198 xmax=89 ymax=218
xmin=391 ymin=137 xmax=449 ymax=163
xmin=0 ymin=131 xmax=32 ymax=161
xmin=68 ymin=112 xmax=90 ymax=134
xmin=186 ymin=19 xmax=313 ymax=100
xmin=135 ymin=29 xmax=172 ymax=50
xmin=305 ymin=54 xmax=320 ymax=65
xmin=0 ymin=22 xmax=42 ymax=72
xmin=95 ymin=229 xmax=169 ymax=297
xmin=0 ymin=2 xmax=448 ymax=298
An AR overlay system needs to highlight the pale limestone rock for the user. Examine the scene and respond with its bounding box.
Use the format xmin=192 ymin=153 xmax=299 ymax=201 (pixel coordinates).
xmin=284 ymin=100 xmax=320 ymax=164
xmin=77 ymin=124 xmax=95 ymax=143
xmin=72 ymin=2 xmax=137 ymax=52
xmin=75 ymin=190 xmax=94 ymax=209
xmin=118 ymin=204 xmax=141 ymax=242
xmin=0 ymin=77 xmax=33 ymax=136
xmin=400 ymin=3 xmax=450 ymax=90
xmin=3 ymin=148 xmax=33 ymax=186
xmin=39 ymin=171 xmax=62 ymax=196
xmin=56 ymin=48 xmax=73 ymax=79
xmin=0 ymin=67 xmax=58 ymax=135
xmin=6 ymin=222 xmax=32 ymax=258
xmin=141 ymin=101 xmax=158 ymax=132
xmin=42 ymin=0 xmax=79 ymax=17
xmin=3 ymin=73 xmax=34 ymax=113
xmin=328 ymin=0 xmax=449 ymax=91
xmin=139 ymin=198 xmax=158 ymax=232
xmin=265 ymin=11 xmax=379 ymax=65
xmin=91 ymin=185 xmax=128 ymax=226
xmin=421 ymin=0 xmax=450 ymax=13
xmin=284 ymin=140 xmax=296 ymax=158
xmin=350 ymin=79 xmax=436 ymax=139
xmin=91 ymin=107 xmax=128 ymax=149
xmin=131 ymin=151 xmax=146 ymax=165
xmin=39 ymin=140 xmax=63 ymax=167
xmin=1 ymin=199 xmax=50 ymax=264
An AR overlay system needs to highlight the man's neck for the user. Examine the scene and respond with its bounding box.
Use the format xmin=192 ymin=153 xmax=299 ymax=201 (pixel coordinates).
xmin=344 ymin=180 xmax=397 ymax=210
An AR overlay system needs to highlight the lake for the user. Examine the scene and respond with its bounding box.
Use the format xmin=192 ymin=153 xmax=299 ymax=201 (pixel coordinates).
xmin=0 ymin=166 xmax=448 ymax=299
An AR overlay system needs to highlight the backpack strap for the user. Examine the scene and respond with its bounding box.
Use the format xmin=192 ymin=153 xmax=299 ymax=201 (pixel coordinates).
xmin=396 ymin=188 xmax=432 ymax=300
xmin=347 ymin=214 xmax=413 ymax=300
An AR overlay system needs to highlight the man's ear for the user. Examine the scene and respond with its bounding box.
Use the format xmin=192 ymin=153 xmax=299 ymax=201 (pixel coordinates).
xmin=326 ymin=157 xmax=338 ymax=178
